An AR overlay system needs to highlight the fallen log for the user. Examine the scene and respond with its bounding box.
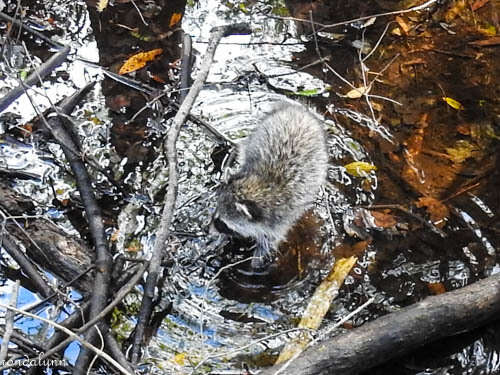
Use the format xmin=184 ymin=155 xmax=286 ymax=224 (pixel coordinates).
xmin=260 ymin=272 xmax=500 ymax=375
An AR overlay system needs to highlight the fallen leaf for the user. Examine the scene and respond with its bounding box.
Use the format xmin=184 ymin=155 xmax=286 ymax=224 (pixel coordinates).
xmin=344 ymin=161 xmax=377 ymax=177
xmin=395 ymin=16 xmax=410 ymax=34
xmin=445 ymin=140 xmax=477 ymax=163
xmin=456 ymin=123 xmax=471 ymax=135
xmin=427 ymin=282 xmax=446 ymax=295
xmin=173 ymin=352 xmax=186 ymax=366
xmin=442 ymin=97 xmax=464 ymax=110
xmin=169 ymin=13 xmax=182 ymax=28
xmin=471 ymin=0 xmax=489 ymax=11
xmin=119 ymin=48 xmax=163 ymax=75
xmin=370 ymin=210 xmax=397 ymax=228
xmin=342 ymin=86 xmax=370 ymax=99
xmin=296 ymin=88 xmax=321 ymax=97
xmin=96 ymin=0 xmax=108 ymax=12
xmin=416 ymin=196 xmax=450 ymax=228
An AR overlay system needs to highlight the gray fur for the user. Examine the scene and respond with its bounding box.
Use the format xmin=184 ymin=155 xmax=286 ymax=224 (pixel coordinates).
xmin=214 ymin=101 xmax=328 ymax=267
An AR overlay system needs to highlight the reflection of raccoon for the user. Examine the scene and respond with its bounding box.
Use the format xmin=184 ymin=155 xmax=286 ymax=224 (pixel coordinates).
xmin=213 ymin=101 xmax=328 ymax=267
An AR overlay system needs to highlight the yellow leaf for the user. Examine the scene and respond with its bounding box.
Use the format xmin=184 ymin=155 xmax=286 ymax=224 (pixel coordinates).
xmin=344 ymin=161 xmax=377 ymax=177
xmin=442 ymin=97 xmax=464 ymax=110
xmin=96 ymin=0 xmax=108 ymax=12
xmin=119 ymin=49 xmax=163 ymax=75
xmin=169 ymin=13 xmax=183 ymax=28
xmin=342 ymin=86 xmax=370 ymax=99
xmin=173 ymin=352 xmax=186 ymax=366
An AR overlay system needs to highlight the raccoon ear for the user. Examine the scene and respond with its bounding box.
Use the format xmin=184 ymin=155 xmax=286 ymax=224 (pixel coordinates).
xmin=236 ymin=200 xmax=263 ymax=221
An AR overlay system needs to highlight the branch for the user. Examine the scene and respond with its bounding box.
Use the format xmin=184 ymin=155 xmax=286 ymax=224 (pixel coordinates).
xmin=130 ymin=22 xmax=251 ymax=363
xmin=259 ymin=273 xmax=500 ymax=375
xmin=0 ymin=46 xmax=70 ymax=113
xmin=0 ymin=280 xmax=20 ymax=362
xmin=1 ymin=234 xmax=53 ymax=298
xmin=1 ymin=262 xmax=147 ymax=373
xmin=36 ymin=86 xmax=112 ymax=372
xmin=0 ymin=302 xmax=133 ymax=375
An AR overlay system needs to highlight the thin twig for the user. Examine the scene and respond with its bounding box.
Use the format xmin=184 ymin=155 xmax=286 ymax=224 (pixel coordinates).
xmin=269 ymin=0 xmax=439 ymax=31
xmin=179 ymin=33 xmax=193 ymax=104
xmin=0 ymin=280 xmax=20 ymax=362
xmin=0 ymin=303 xmax=133 ymax=375
xmin=0 ymin=262 xmax=146 ymax=373
xmin=0 ymin=11 xmax=65 ymax=49
xmin=0 ymin=46 xmax=70 ymax=113
xmin=0 ymin=234 xmax=53 ymax=298
xmin=130 ymin=22 xmax=251 ymax=363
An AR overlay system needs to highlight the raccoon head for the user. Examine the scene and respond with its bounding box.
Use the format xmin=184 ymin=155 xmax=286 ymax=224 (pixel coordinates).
xmin=213 ymin=179 xmax=265 ymax=239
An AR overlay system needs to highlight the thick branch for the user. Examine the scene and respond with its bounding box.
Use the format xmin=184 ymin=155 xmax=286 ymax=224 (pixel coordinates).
xmin=39 ymin=86 xmax=112 ymax=372
xmin=260 ymin=273 xmax=500 ymax=375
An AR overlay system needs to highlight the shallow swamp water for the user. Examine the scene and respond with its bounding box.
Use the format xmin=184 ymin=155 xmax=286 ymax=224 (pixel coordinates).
xmin=0 ymin=0 xmax=499 ymax=374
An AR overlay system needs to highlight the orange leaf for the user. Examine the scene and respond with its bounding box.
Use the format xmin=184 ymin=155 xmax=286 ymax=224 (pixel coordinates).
xmin=119 ymin=48 xmax=163 ymax=75
xmin=169 ymin=13 xmax=182 ymax=28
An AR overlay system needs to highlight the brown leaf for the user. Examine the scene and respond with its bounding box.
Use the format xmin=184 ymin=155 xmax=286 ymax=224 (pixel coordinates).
xmin=370 ymin=211 xmax=398 ymax=228
xmin=427 ymin=282 xmax=446 ymax=295
xmin=415 ymin=197 xmax=450 ymax=228
xmin=471 ymin=0 xmax=489 ymax=11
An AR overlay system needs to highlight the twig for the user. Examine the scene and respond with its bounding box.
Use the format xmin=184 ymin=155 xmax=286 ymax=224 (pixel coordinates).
xmin=80 ymin=59 xmax=234 ymax=145
xmin=129 ymin=22 xmax=252 ymax=363
xmin=179 ymin=32 xmax=193 ymax=104
xmin=130 ymin=0 xmax=148 ymax=26
xmin=0 ymin=280 xmax=20 ymax=362
xmin=191 ymin=327 xmax=313 ymax=374
xmin=21 ymin=266 xmax=95 ymax=315
xmin=0 ymin=46 xmax=70 ymax=113
xmin=0 ymin=11 xmax=65 ymax=49
xmin=0 ymin=302 xmax=133 ymax=375
xmin=0 ymin=262 xmax=146 ymax=372
xmin=269 ymin=0 xmax=439 ymax=31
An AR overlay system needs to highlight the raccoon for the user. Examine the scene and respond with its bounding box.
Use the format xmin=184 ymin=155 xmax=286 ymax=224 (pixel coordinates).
xmin=213 ymin=101 xmax=328 ymax=268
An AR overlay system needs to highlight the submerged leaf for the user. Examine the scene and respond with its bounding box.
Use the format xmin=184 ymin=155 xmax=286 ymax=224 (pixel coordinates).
xmin=119 ymin=49 xmax=163 ymax=75
xmin=445 ymin=140 xmax=477 ymax=163
xmin=342 ymin=86 xmax=370 ymax=99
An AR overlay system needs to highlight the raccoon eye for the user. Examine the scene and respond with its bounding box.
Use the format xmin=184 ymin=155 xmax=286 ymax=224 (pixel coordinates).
xmin=237 ymin=200 xmax=263 ymax=222
xmin=213 ymin=218 xmax=234 ymax=235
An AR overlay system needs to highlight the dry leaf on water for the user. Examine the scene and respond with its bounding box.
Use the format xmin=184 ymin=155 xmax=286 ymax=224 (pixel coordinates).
xmin=119 ymin=48 xmax=163 ymax=75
